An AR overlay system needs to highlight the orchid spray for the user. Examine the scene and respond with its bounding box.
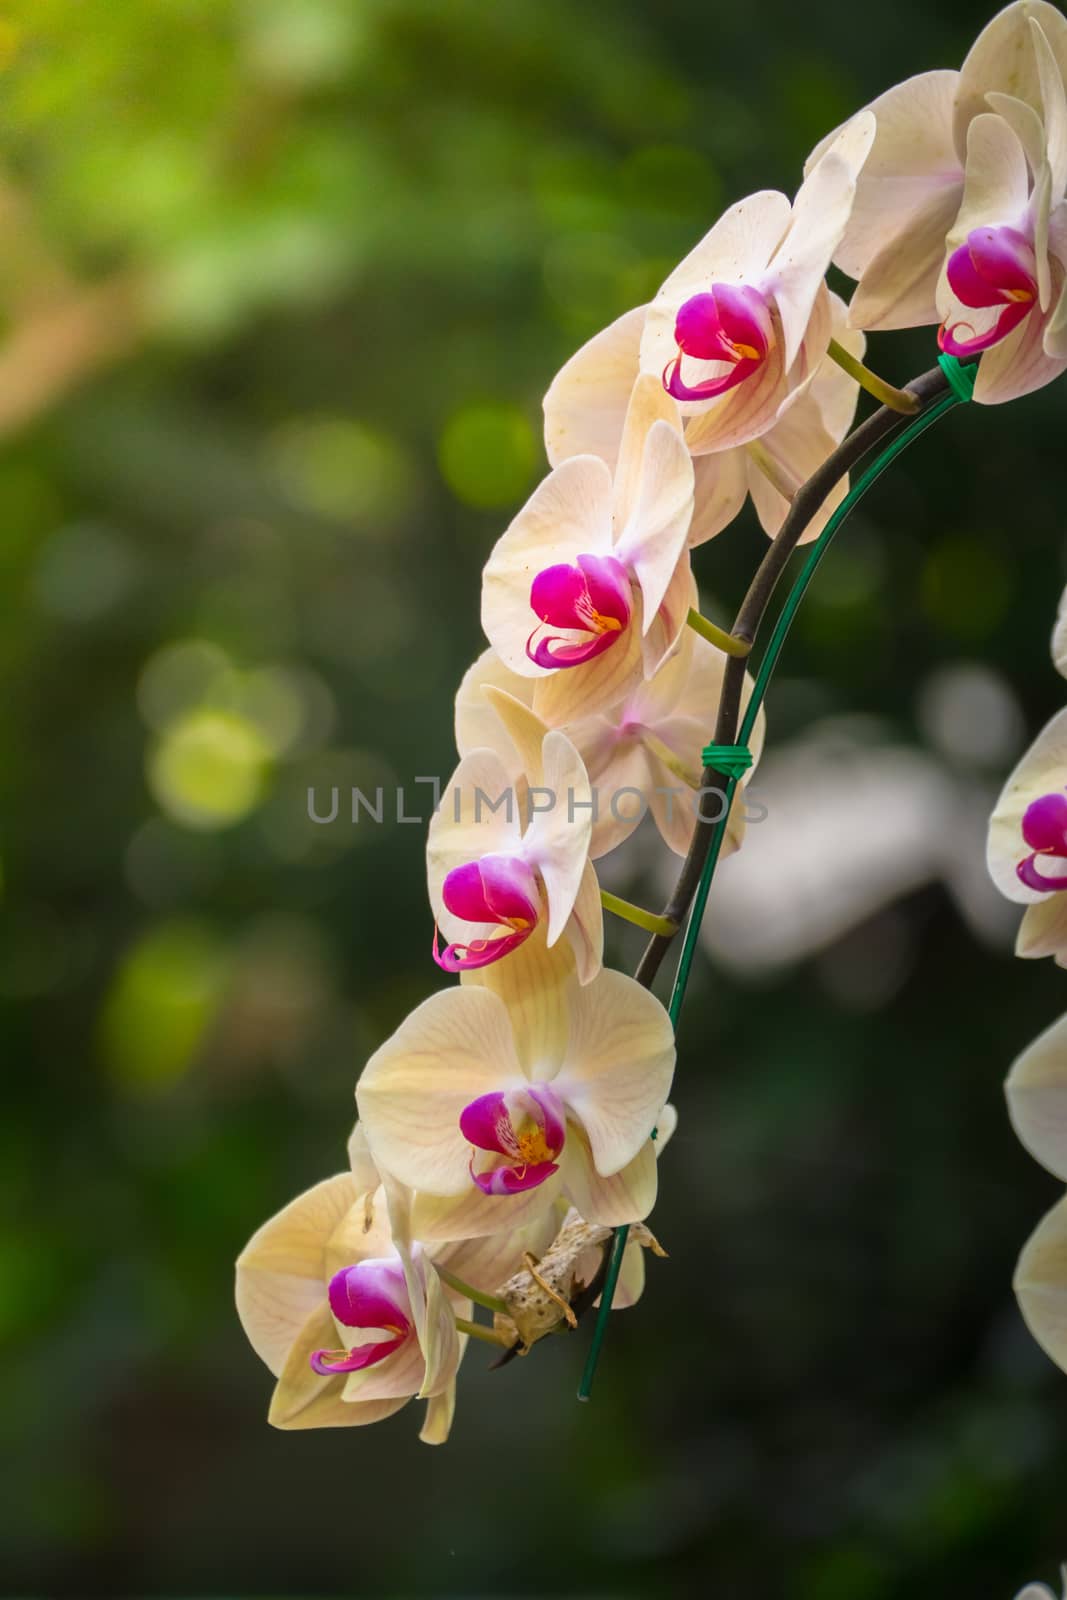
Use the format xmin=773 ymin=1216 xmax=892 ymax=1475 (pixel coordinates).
xmin=236 ymin=1 xmax=1067 ymax=1454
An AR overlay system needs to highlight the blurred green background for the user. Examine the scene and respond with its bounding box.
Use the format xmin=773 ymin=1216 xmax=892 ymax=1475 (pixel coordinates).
xmin=4 ymin=1 xmax=1067 ymax=1595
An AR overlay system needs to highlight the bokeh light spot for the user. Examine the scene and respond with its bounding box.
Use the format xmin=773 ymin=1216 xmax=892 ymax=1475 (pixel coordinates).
xmin=148 ymin=709 xmax=271 ymax=830
xmin=100 ymin=920 xmax=229 ymax=1093
xmin=437 ymin=403 xmax=536 ymax=509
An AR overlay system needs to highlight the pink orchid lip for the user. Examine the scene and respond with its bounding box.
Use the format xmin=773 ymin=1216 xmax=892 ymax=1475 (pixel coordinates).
xmin=938 ymin=225 xmax=1037 ymax=357
xmin=459 ymin=1083 xmax=566 ymax=1196
xmin=1017 ymin=790 xmax=1067 ymax=892
xmin=526 ymin=552 xmax=633 ymax=670
xmin=663 ymin=282 xmax=773 ymax=402
xmin=433 ymin=854 xmax=540 ymax=972
xmin=309 ymin=1257 xmax=412 ymax=1377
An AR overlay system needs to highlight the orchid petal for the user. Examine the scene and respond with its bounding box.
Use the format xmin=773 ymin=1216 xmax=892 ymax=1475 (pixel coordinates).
xmin=418 ymin=1382 xmax=457 ymax=1446
xmin=612 ymin=372 xmax=685 ymax=534
xmin=357 ymin=987 xmax=526 ymax=1195
xmin=955 ymin=0 xmax=1067 ymax=161
xmin=640 ymin=555 xmax=697 ymax=680
xmin=614 ymin=418 xmax=694 ymax=634
xmin=544 ymin=305 xmax=645 ymax=471
xmin=481 ymin=455 xmax=615 ymax=677
xmin=771 ymin=111 xmax=876 ymax=369
xmin=531 ymin=585 xmax=644 ymax=724
xmin=481 ymin=684 xmax=551 ymax=785
xmin=988 ymin=706 xmax=1067 ymax=901
xmin=236 ymin=1174 xmax=362 ymax=1378
xmin=454 ymin=649 xmax=535 ymax=774
xmin=687 ymin=448 xmax=749 ymax=546
xmin=268 ymin=1302 xmax=412 ymax=1431
xmin=562 ymin=1128 xmax=658 ymax=1225
xmin=1006 ymin=1009 xmax=1067 ymax=1179
xmin=461 ymin=921 xmax=573 ymax=1073
xmin=1014 ymin=1192 xmax=1067 ymax=1375
xmin=562 ymin=858 xmax=605 ymax=983
xmin=553 ymin=970 xmax=675 ymax=1176
xmin=1018 ymin=893 xmax=1067 ymax=957
xmin=411 ymin=1171 xmax=563 ymax=1241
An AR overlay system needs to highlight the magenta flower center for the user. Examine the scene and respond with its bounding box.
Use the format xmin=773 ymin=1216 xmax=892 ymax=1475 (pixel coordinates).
xmin=459 ymin=1084 xmax=566 ymax=1195
xmin=1017 ymin=789 xmax=1067 ymax=892
xmin=309 ymin=1256 xmax=413 ymax=1376
xmin=938 ymin=225 xmax=1038 ymax=357
xmin=526 ymin=552 xmax=632 ymax=670
xmin=662 ymin=282 xmax=773 ymax=403
xmin=433 ymin=853 xmax=540 ymax=972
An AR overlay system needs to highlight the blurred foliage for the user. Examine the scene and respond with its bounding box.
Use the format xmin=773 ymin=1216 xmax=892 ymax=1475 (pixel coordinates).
xmin=3 ymin=1 xmax=1067 ymax=1597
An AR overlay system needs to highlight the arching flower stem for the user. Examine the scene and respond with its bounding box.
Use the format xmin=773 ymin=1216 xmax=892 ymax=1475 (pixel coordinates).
xmin=599 ymin=890 xmax=678 ymax=938
xmin=435 ymin=1263 xmax=510 ymax=1315
xmin=685 ymin=607 xmax=751 ymax=658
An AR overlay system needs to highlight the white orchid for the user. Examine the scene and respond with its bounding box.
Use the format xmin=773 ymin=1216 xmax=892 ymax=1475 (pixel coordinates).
xmin=481 ymin=375 xmax=695 ymax=725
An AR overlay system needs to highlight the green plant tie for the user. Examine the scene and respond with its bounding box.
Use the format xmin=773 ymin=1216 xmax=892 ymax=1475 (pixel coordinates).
xmin=701 ymin=743 xmax=754 ymax=780
xmin=578 ymin=362 xmax=976 ymax=1402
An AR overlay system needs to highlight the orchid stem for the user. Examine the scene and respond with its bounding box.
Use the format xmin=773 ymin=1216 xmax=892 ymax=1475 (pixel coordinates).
xmin=640 ymin=730 xmax=700 ymax=790
xmin=454 ymin=1315 xmax=512 ymax=1348
xmin=600 ymin=890 xmax=678 ymax=939
xmin=436 ymin=1264 xmax=509 ymax=1316
xmin=744 ymin=438 xmax=799 ymax=503
xmin=827 ymin=337 xmax=920 ymax=415
xmin=686 ymin=607 xmax=751 ymax=658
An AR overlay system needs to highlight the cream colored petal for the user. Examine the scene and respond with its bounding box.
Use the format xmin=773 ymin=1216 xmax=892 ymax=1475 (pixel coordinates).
xmin=554 ymin=970 xmax=675 ymax=1175
xmin=268 ymin=1302 xmax=411 ymax=1431
xmin=461 ymin=919 xmax=573 ymax=1071
xmin=770 ymin=112 xmax=876 ymax=370
xmin=645 ymin=743 xmax=700 ymax=856
xmin=686 ymin=447 xmax=749 ymax=545
xmin=808 ymin=73 xmax=959 ymax=282
xmin=955 ymin=0 xmax=1067 ymax=160
xmin=624 ymin=622 xmax=694 ymax=722
xmin=612 ymin=372 xmax=685 ymax=533
xmin=1052 ymin=581 xmax=1067 ymax=675
xmin=455 ymin=648 xmax=535 ymax=771
xmin=1014 ymin=1191 xmax=1067 ymax=1374
xmin=586 ymin=739 xmax=657 ymax=859
xmin=608 ymin=1240 xmax=647 ymax=1310
xmin=341 ymin=1321 xmax=430 ymax=1405
xmin=544 ymin=305 xmax=645 ymax=470
xmin=562 ymin=858 xmax=604 ymax=983
xmin=1006 ymin=1010 xmax=1067 ymax=1178
xmin=481 ymin=685 xmax=550 ymax=784
xmin=419 ymin=1381 xmax=457 ymax=1445
xmin=427 ymin=747 xmax=526 ymax=942
xmin=987 ymin=91 xmax=1050 ymax=178
xmin=562 ymin=1130 xmax=658 ymax=1225
xmin=236 ymin=1173 xmax=361 ymax=1377
xmin=531 ymin=593 xmax=645 ymax=725
xmin=973 ymin=269 xmax=1067 ymax=402
xmin=1017 ymin=893 xmax=1067 ymax=957
xmin=654 ymin=1101 xmax=678 ymax=1152
xmin=943 ymin=114 xmax=1030 ymax=269
xmin=988 ymin=705 xmax=1067 ymax=901
xmin=437 ymin=1206 xmax=560 ymax=1289
xmin=640 ymin=555 xmax=696 ymax=680
xmin=356 ymin=987 xmax=525 ymax=1195
xmin=412 ymin=1172 xmax=564 ymax=1241
xmin=1042 ymin=202 xmax=1067 ymax=355
xmin=346 ymin=1122 xmax=381 ymax=1197
xmin=639 ymin=190 xmax=793 ymax=410
xmin=615 ymin=419 xmax=694 ymax=633
xmin=809 ymin=291 xmax=865 ymax=440
xmin=481 ymin=455 xmax=615 ymax=676
xmin=745 ymin=401 xmax=847 ymax=545
xmin=847 ymin=185 xmax=962 ymax=330
xmin=518 ymin=730 xmax=596 ymax=951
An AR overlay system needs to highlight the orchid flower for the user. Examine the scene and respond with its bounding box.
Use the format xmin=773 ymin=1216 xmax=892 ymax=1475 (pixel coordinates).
xmin=235 ymin=1173 xmax=460 ymax=1441
xmin=427 ymin=728 xmax=602 ymax=982
xmin=811 ymin=0 xmax=1067 ymax=332
xmin=236 ymin=1166 xmax=558 ymax=1441
xmin=637 ymin=114 xmax=875 ymax=456
xmin=355 ymin=966 xmax=675 ymax=1242
xmin=480 ymin=375 xmax=695 ymax=725
xmin=454 ymin=632 xmax=766 ymax=860
xmin=988 ymin=705 xmax=1067 ymax=964
xmin=544 ymin=293 xmax=865 ymax=546
xmin=936 ymin=107 xmax=1067 ymax=401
